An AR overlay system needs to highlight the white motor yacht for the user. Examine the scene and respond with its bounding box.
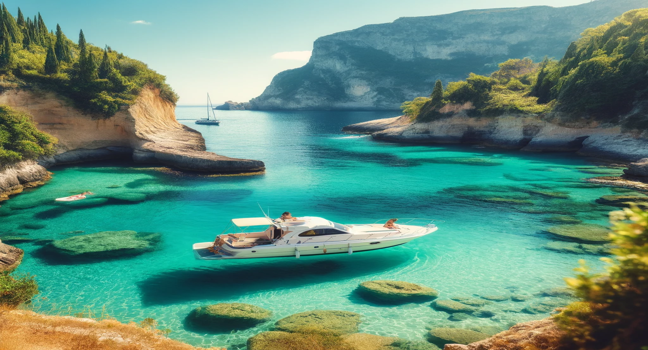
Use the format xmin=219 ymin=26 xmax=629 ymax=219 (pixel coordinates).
xmin=193 ymin=216 xmax=438 ymax=260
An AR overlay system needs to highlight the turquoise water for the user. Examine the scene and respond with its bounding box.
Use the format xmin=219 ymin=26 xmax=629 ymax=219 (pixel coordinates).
xmin=0 ymin=108 xmax=625 ymax=348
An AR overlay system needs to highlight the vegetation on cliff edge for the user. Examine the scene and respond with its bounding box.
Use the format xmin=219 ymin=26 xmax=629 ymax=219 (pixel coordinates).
xmin=406 ymin=9 xmax=648 ymax=130
xmin=555 ymin=204 xmax=648 ymax=350
xmin=0 ymin=5 xmax=178 ymax=116
xmin=0 ymin=105 xmax=56 ymax=164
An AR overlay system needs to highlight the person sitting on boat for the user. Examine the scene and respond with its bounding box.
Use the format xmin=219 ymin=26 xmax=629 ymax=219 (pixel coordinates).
xmin=280 ymin=212 xmax=298 ymax=222
xmin=384 ymin=218 xmax=399 ymax=229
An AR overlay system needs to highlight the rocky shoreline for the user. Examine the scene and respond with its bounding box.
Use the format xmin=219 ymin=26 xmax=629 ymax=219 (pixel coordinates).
xmin=343 ymin=115 xmax=648 ymax=189
xmin=0 ymin=87 xmax=265 ymax=201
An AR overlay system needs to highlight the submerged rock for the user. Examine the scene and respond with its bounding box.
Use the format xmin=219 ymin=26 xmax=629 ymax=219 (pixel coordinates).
xmin=538 ymin=287 xmax=575 ymax=298
xmin=596 ymin=195 xmax=648 ymax=207
xmin=19 ymin=223 xmax=46 ymax=230
xmin=544 ymin=224 xmax=610 ymax=243
xmin=44 ymin=230 xmax=161 ymax=260
xmin=344 ymin=333 xmax=396 ymax=350
xmin=274 ymin=310 xmax=361 ymax=334
xmin=544 ymin=241 xmax=612 ymax=255
xmin=427 ymin=328 xmax=489 ymax=347
xmin=432 ymin=300 xmax=476 ymax=314
xmin=186 ymin=303 xmax=271 ymax=331
xmin=479 ymin=295 xmax=509 ymax=302
xmin=511 ymin=294 xmax=533 ymax=302
xmin=451 ymin=297 xmax=491 ymax=307
xmin=543 ymin=215 xmax=582 ymax=225
xmin=473 ymin=310 xmax=495 ymax=318
xmin=357 ymin=280 xmax=439 ymax=304
xmin=448 ymin=313 xmax=472 ymax=322
xmin=523 ymin=299 xmax=568 ymax=314
xmin=425 ymin=158 xmax=503 ymax=166
xmin=109 ymin=193 xmax=148 ymax=203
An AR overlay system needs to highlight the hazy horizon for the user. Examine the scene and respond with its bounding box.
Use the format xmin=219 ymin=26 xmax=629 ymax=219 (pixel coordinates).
xmin=9 ymin=0 xmax=590 ymax=105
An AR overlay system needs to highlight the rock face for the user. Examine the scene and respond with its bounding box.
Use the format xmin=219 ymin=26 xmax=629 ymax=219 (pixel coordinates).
xmin=0 ymin=160 xmax=51 ymax=201
xmin=186 ymin=303 xmax=272 ymax=331
xmin=344 ymin=113 xmax=648 ymax=162
xmin=0 ymin=241 xmax=23 ymax=272
xmin=44 ymin=230 xmax=161 ymax=261
xmin=356 ymin=280 xmax=439 ymax=304
xmin=443 ymin=318 xmax=563 ymax=350
xmin=250 ymin=0 xmax=648 ymax=110
xmin=0 ymin=87 xmax=264 ymax=198
xmin=625 ymin=158 xmax=648 ymax=177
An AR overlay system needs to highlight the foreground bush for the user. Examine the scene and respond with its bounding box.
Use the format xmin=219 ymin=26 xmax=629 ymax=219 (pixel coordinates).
xmin=557 ymin=204 xmax=648 ymax=350
xmin=0 ymin=271 xmax=38 ymax=307
xmin=0 ymin=105 xmax=57 ymax=164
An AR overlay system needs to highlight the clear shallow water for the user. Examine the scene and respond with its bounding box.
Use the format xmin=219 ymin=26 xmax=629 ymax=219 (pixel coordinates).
xmin=0 ymin=108 xmax=626 ymax=348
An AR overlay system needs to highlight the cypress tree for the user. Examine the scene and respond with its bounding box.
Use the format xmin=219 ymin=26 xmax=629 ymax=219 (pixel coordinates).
xmin=1 ymin=4 xmax=22 ymax=44
xmin=98 ymin=47 xmax=113 ymax=79
xmin=54 ymin=24 xmax=70 ymax=62
xmin=77 ymin=30 xmax=97 ymax=82
xmin=430 ymin=80 xmax=444 ymax=108
xmin=37 ymin=13 xmax=47 ymax=37
xmin=16 ymin=7 xmax=24 ymax=27
xmin=21 ymin=26 xmax=30 ymax=47
xmin=44 ymin=44 xmax=59 ymax=74
xmin=0 ymin=36 xmax=13 ymax=68
xmin=78 ymin=29 xmax=86 ymax=51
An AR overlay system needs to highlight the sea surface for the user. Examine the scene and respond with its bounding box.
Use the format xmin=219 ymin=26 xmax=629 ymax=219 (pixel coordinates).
xmin=1 ymin=108 xmax=626 ymax=348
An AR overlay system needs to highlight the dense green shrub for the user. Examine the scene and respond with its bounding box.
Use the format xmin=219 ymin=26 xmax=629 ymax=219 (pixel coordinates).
xmin=0 ymin=105 xmax=56 ymax=164
xmin=556 ymin=204 xmax=648 ymax=350
xmin=401 ymin=97 xmax=430 ymax=120
xmin=0 ymin=7 xmax=178 ymax=117
xmin=0 ymin=272 xmax=39 ymax=307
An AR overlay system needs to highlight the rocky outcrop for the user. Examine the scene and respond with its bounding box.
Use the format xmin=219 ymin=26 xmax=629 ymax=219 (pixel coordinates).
xmin=250 ymin=0 xmax=648 ymax=110
xmin=344 ymin=114 xmax=648 ymax=162
xmin=214 ymin=101 xmax=250 ymax=110
xmin=0 ymin=87 xmax=264 ymax=200
xmin=0 ymin=87 xmax=264 ymax=172
xmin=443 ymin=318 xmax=563 ymax=350
xmin=0 ymin=160 xmax=51 ymax=201
xmin=625 ymin=158 xmax=648 ymax=177
xmin=0 ymin=241 xmax=23 ymax=272
xmin=186 ymin=303 xmax=272 ymax=331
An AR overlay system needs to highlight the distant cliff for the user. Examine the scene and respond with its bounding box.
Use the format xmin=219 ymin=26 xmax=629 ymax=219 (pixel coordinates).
xmin=250 ymin=0 xmax=648 ymax=110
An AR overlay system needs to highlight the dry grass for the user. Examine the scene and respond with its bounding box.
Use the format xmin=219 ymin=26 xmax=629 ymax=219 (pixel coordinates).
xmin=0 ymin=306 xmax=223 ymax=350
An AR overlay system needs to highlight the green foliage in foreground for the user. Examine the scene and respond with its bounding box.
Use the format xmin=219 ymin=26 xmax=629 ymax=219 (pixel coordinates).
xmin=0 ymin=7 xmax=178 ymax=116
xmin=0 ymin=105 xmax=56 ymax=164
xmin=556 ymin=204 xmax=648 ymax=350
xmin=405 ymin=9 xmax=648 ymax=128
xmin=0 ymin=271 xmax=39 ymax=307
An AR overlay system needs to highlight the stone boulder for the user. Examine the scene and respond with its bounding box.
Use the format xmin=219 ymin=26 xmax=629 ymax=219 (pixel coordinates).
xmin=444 ymin=319 xmax=563 ymax=350
xmin=479 ymin=295 xmax=509 ymax=302
xmin=523 ymin=299 xmax=568 ymax=314
xmin=274 ymin=310 xmax=361 ymax=335
xmin=544 ymin=224 xmax=609 ymax=243
xmin=624 ymin=158 xmax=648 ymax=177
xmin=44 ymin=230 xmax=161 ymax=260
xmin=357 ymin=280 xmax=438 ymax=304
xmin=427 ymin=328 xmax=489 ymax=347
xmin=186 ymin=303 xmax=271 ymax=331
xmin=0 ymin=241 xmax=23 ymax=272
xmin=450 ymin=297 xmax=491 ymax=307
xmin=431 ymin=300 xmax=476 ymax=314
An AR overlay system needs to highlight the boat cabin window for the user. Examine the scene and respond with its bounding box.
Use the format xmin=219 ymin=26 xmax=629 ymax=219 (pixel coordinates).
xmin=299 ymin=228 xmax=348 ymax=237
xmin=333 ymin=222 xmax=350 ymax=231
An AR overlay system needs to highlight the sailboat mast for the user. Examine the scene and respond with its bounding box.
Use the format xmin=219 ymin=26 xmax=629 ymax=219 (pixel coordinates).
xmin=206 ymin=93 xmax=210 ymax=120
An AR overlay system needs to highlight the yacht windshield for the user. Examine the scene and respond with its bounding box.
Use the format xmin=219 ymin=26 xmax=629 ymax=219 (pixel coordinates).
xmin=332 ymin=222 xmax=349 ymax=231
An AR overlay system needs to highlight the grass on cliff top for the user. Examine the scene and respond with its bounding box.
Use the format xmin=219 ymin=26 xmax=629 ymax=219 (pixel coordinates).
xmin=0 ymin=105 xmax=57 ymax=164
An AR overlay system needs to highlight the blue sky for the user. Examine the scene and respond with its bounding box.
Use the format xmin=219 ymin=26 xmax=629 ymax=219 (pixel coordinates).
xmin=9 ymin=0 xmax=589 ymax=105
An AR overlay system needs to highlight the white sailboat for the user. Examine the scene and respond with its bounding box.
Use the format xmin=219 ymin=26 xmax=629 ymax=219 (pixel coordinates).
xmin=193 ymin=216 xmax=438 ymax=260
xmin=195 ymin=93 xmax=220 ymax=125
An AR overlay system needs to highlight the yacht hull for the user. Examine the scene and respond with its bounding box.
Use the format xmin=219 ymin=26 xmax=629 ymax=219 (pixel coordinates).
xmin=193 ymin=235 xmax=422 ymax=260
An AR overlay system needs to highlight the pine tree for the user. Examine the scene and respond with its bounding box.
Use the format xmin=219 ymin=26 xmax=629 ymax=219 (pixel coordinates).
xmin=76 ymin=30 xmax=97 ymax=83
xmin=54 ymin=24 xmax=70 ymax=62
xmin=631 ymin=42 xmax=645 ymax=62
xmin=98 ymin=47 xmax=113 ymax=79
xmin=430 ymin=80 xmax=444 ymax=108
xmin=16 ymin=8 xmax=24 ymax=27
xmin=78 ymin=29 xmax=86 ymax=51
xmin=44 ymin=44 xmax=59 ymax=74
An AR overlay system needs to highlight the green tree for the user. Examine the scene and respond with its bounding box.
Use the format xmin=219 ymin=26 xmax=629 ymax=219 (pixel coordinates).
xmin=430 ymin=80 xmax=444 ymax=108
xmin=36 ymin=12 xmax=47 ymax=38
xmin=54 ymin=24 xmax=70 ymax=62
xmin=98 ymin=47 xmax=113 ymax=79
xmin=16 ymin=7 xmax=24 ymax=27
xmin=0 ymin=272 xmax=39 ymax=307
xmin=76 ymin=30 xmax=98 ymax=83
xmin=0 ymin=36 xmax=13 ymax=68
xmin=44 ymin=44 xmax=59 ymax=74
xmin=630 ymin=42 xmax=645 ymax=62
xmin=1 ymin=4 xmax=23 ymax=44
xmin=557 ymin=204 xmax=648 ymax=350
